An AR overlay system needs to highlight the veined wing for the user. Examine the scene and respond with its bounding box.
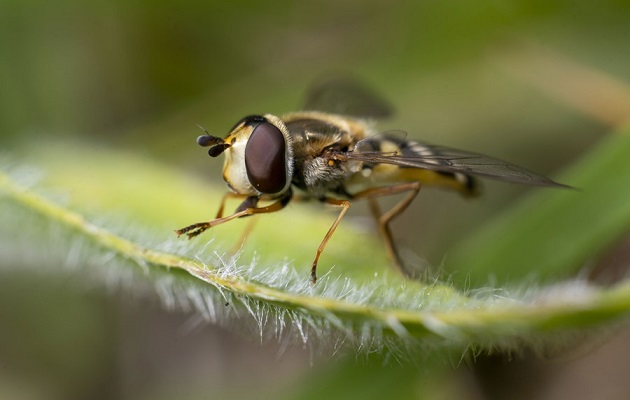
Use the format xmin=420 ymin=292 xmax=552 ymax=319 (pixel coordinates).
xmin=342 ymin=139 xmax=569 ymax=188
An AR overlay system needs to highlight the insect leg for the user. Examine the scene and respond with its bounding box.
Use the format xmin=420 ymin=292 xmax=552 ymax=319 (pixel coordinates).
xmin=175 ymin=194 xmax=291 ymax=239
xmin=229 ymin=217 xmax=259 ymax=254
xmin=310 ymin=199 xmax=351 ymax=284
xmin=215 ymin=192 xmax=250 ymax=218
xmin=352 ymin=182 xmax=422 ymax=277
xmin=213 ymin=193 xmax=260 ymax=253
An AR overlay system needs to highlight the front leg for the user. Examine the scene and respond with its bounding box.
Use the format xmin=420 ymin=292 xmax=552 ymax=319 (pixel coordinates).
xmin=215 ymin=192 xmax=251 ymax=218
xmin=175 ymin=192 xmax=292 ymax=239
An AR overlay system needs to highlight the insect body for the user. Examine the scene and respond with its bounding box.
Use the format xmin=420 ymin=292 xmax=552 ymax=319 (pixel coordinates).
xmin=176 ymin=81 xmax=566 ymax=283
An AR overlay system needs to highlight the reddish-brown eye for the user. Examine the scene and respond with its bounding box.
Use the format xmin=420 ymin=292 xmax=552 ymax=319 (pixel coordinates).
xmin=245 ymin=122 xmax=287 ymax=194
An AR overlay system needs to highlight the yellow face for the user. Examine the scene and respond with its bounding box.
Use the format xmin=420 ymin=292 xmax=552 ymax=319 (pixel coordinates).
xmin=220 ymin=114 xmax=294 ymax=197
xmin=221 ymin=122 xmax=254 ymax=195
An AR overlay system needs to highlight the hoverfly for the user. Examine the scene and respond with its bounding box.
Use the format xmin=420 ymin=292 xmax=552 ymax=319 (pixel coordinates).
xmin=176 ymin=77 xmax=567 ymax=283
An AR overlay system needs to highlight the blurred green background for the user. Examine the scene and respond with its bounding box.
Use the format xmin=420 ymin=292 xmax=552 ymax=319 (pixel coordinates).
xmin=2 ymin=0 xmax=630 ymax=399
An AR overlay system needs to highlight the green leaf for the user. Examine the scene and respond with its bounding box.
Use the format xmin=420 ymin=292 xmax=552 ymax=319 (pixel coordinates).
xmin=2 ymin=135 xmax=630 ymax=362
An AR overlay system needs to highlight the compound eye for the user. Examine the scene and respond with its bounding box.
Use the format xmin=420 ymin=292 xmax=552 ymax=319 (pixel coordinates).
xmin=244 ymin=122 xmax=287 ymax=194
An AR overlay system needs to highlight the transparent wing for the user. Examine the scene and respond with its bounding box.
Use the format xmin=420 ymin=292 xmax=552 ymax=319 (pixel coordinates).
xmin=302 ymin=75 xmax=393 ymax=118
xmin=344 ymin=138 xmax=569 ymax=188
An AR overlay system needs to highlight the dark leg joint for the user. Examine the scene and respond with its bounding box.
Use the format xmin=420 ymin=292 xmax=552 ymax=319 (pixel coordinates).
xmin=235 ymin=196 xmax=259 ymax=214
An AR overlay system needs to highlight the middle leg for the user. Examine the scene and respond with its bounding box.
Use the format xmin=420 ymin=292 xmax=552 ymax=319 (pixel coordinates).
xmin=310 ymin=198 xmax=351 ymax=284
